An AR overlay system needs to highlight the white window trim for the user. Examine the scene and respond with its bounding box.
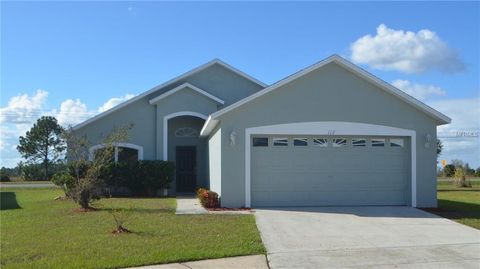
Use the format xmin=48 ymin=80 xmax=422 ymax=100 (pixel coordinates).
xmin=89 ymin=142 xmax=144 ymax=162
xmin=245 ymin=121 xmax=417 ymax=208
xmin=163 ymin=111 xmax=208 ymax=160
xmin=149 ymin=83 xmax=225 ymax=105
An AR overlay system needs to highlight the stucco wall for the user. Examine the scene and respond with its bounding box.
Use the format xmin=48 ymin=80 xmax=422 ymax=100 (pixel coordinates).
xmin=208 ymin=127 xmax=222 ymax=196
xmin=217 ymin=62 xmax=438 ymax=208
xmin=74 ymin=62 xmax=264 ymax=161
xmin=74 ymin=97 xmax=157 ymax=160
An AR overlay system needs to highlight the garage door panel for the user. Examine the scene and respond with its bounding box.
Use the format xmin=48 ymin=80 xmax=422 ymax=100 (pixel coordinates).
xmin=253 ymin=190 xmax=408 ymax=207
xmin=251 ymin=136 xmax=410 ymax=207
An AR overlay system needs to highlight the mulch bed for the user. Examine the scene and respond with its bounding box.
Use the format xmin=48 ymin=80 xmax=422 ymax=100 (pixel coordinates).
xmin=206 ymin=207 xmax=251 ymax=211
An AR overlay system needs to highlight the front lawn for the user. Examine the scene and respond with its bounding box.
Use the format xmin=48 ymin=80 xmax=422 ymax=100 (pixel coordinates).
xmin=0 ymin=188 xmax=265 ymax=269
xmin=425 ymin=181 xmax=480 ymax=229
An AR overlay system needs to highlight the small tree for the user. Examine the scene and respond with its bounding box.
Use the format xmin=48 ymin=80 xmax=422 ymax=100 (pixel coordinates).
xmin=17 ymin=116 xmax=65 ymax=180
xmin=108 ymin=201 xmax=133 ymax=234
xmin=453 ymin=167 xmax=471 ymax=188
xmin=63 ymin=124 xmax=132 ymax=209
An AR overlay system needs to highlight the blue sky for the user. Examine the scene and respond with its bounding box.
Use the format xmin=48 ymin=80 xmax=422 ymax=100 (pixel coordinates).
xmin=1 ymin=1 xmax=479 ymax=168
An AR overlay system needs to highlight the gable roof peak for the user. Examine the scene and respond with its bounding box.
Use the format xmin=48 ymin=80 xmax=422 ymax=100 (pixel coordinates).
xmin=73 ymin=58 xmax=266 ymax=130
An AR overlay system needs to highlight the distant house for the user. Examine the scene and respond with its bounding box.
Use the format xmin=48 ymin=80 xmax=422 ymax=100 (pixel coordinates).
xmin=73 ymin=55 xmax=450 ymax=208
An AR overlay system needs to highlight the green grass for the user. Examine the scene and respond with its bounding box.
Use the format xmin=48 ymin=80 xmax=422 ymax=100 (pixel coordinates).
xmin=0 ymin=188 xmax=265 ymax=269
xmin=425 ymin=181 xmax=480 ymax=229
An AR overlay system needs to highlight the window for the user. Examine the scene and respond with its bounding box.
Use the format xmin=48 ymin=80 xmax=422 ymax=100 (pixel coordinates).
xmin=332 ymin=138 xmax=347 ymax=147
xmin=117 ymin=147 xmax=139 ymax=162
xmin=90 ymin=143 xmax=143 ymax=162
xmin=372 ymin=138 xmax=385 ymax=147
xmin=390 ymin=138 xmax=404 ymax=148
xmin=352 ymin=138 xmax=366 ymax=147
xmin=273 ymin=137 xmax=288 ymax=146
xmin=313 ymin=138 xmax=328 ymax=147
xmin=94 ymin=147 xmax=115 ymax=162
xmin=293 ymin=138 xmax=308 ymax=146
xmin=175 ymin=127 xmax=198 ymax=137
xmin=253 ymin=137 xmax=268 ymax=147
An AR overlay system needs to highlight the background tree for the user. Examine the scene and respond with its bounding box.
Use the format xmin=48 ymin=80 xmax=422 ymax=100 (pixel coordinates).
xmin=443 ymin=164 xmax=455 ymax=177
xmin=17 ymin=116 xmax=65 ymax=180
xmin=436 ymin=139 xmax=443 ymax=155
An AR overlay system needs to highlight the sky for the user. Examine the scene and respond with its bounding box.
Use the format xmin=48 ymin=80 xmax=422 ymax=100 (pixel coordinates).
xmin=1 ymin=1 xmax=479 ymax=168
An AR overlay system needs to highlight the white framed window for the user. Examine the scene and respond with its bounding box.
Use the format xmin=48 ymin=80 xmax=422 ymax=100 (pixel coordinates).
xmin=352 ymin=138 xmax=366 ymax=147
xmin=332 ymin=138 xmax=347 ymax=147
xmin=253 ymin=137 xmax=269 ymax=147
xmin=390 ymin=138 xmax=404 ymax=148
xmin=313 ymin=138 xmax=328 ymax=147
xmin=372 ymin=138 xmax=386 ymax=147
xmin=175 ymin=127 xmax=198 ymax=137
xmin=293 ymin=138 xmax=308 ymax=146
xmin=89 ymin=143 xmax=143 ymax=162
xmin=117 ymin=147 xmax=139 ymax=162
xmin=273 ymin=137 xmax=289 ymax=146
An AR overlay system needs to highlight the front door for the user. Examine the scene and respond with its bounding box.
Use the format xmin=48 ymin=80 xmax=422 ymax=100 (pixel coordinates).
xmin=176 ymin=146 xmax=197 ymax=192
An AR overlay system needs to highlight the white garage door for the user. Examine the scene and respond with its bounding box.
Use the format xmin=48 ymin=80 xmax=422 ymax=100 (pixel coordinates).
xmin=251 ymin=135 xmax=410 ymax=207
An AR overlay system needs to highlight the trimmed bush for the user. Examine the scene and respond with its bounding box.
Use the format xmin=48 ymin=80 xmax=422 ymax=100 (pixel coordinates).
xmin=101 ymin=160 xmax=175 ymax=196
xmin=197 ymin=189 xmax=219 ymax=208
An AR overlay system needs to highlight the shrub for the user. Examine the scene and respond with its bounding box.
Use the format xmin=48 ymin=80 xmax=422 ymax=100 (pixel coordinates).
xmin=197 ymin=189 xmax=219 ymax=208
xmin=196 ymin=187 xmax=207 ymax=196
xmin=51 ymin=172 xmax=75 ymax=196
xmin=141 ymin=160 xmax=175 ymax=195
xmin=453 ymin=167 xmax=472 ymax=188
xmin=101 ymin=160 xmax=175 ymax=196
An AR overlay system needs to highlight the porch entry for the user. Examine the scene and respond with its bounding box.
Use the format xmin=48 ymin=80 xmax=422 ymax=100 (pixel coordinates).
xmin=176 ymin=146 xmax=197 ymax=192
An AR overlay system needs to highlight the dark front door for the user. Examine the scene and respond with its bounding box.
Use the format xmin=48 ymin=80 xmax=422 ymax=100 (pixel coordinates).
xmin=176 ymin=146 xmax=197 ymax=192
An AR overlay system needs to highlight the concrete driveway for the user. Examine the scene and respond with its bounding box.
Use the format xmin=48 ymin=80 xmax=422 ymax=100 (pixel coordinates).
xmin=255 ymin=207 xmax=480 ymax=269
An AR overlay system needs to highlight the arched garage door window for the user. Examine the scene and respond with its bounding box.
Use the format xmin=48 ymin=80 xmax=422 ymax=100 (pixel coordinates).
xmin=89 ymin=143 xmax=143 ymax=162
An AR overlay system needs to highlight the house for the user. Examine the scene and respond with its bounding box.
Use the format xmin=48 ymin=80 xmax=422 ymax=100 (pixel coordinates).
xmin=73 ymin=55 xmax=450 ymax=208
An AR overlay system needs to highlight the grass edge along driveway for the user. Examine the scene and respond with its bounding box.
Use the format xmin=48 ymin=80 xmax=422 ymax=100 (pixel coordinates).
xmin=0 ymin=188 xmax=265 ymax=269
xmin=424 ymin=181 xmax=480 ymax=229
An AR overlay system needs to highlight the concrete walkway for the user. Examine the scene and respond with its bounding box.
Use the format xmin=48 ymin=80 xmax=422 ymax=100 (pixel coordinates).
xmin=126 ymin=254 xmax=268 ymax=269
xmin=175 ymin=196 xmax=208 ymax=215
xmin=255 ymin=206 xmax=480 ymax=269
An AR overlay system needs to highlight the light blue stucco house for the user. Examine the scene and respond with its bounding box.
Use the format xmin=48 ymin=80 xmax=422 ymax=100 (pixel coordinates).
xmin=73 ymin=55 xmax=450 ymax=208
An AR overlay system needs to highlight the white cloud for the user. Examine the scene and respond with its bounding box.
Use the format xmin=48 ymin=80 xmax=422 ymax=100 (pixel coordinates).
xmin=98 ymin=94 xmax=135 ymax=113
xmin=392 ymin=80 xmax=446 ymax=101
xmin=350 ymin=24 xmax=464 ymax=74
xmin=55 ymin=99 xmax=93 ymax=126
xmin=0 ymin=90 xmax=136 ymax=167
xmin=0 ymin=89 xmax=48 ymax=124
xmin=428 ymin=98 xmax=480 ymax=167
